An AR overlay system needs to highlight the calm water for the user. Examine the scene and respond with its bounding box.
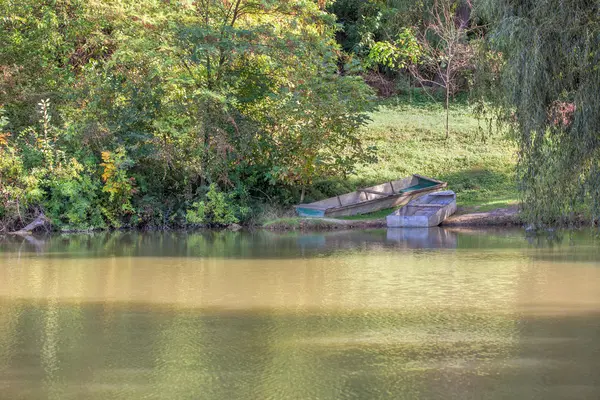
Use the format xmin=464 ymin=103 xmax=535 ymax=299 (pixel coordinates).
xmin=1 ymin=228 xmax=600 ymax=399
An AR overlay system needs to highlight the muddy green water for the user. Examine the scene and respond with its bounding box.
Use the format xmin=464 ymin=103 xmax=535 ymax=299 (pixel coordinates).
xmin=1 ymin=228 xmax=600 ymax=399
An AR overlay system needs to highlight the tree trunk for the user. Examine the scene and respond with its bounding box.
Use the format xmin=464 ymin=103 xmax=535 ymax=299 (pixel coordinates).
xmin=445 ymin=85 xmax=450 ymax=139
xmin=300 ymin=187 xmax=306 ymax=203
xmin=408 ymin=74 xmax=412 ymax=103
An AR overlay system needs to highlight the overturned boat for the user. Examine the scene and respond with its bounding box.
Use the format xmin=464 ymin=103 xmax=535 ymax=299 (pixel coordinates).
xmin=294 ymin=175 xmax=447 ymax=218
xmin=386 ymin=190 xmax=456 ymax=228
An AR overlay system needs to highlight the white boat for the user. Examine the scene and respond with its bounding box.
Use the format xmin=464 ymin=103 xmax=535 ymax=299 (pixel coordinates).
xmin=295 ymin=175 xmax=446 ymax=218
xmin=386 ymin=191 xmax=456 ymax=228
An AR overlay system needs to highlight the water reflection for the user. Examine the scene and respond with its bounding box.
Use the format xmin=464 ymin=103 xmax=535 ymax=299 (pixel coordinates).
xmin=0 ymin=227 xmax=521 ymax=259
xmin=2 ymin=304 xmax=599 ymax=399
xmin=0 ymin=229 xmax=600 ymax=399
xmin=386 ymin=227 xmax=457 ymax=248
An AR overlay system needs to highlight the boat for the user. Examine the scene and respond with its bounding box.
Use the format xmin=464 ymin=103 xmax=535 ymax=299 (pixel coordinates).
xmin=294 ymin=175 xmax=447 ymax=218
xmin=386 ymin=190 xmax=456 ymax=228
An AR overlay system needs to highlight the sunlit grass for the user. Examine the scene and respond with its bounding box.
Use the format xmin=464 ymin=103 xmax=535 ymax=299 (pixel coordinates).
xmin=337 ymin=207 xmax=395 ymax=221
xmin=326 ymin=96 xmax=519 ymax=211
xmin=270 ymin=96 xmax=519 ymax=225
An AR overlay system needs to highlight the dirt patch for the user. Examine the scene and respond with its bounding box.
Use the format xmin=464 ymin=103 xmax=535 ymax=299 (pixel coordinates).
xmin=442 ymin=206 xmax=521 ymax=227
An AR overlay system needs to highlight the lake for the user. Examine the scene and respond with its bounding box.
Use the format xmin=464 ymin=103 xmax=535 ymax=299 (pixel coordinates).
xmin=1 ymin=228 xmax=600 ymax=399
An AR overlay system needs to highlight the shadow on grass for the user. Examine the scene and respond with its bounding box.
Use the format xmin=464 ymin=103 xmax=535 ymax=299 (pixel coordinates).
xmin=438 ymin=168 xmax=518 ymax=209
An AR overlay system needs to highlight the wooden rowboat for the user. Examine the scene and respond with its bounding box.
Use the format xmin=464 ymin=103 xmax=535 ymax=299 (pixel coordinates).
xmin=294 ymin=175 xmax=447 ymax=218
xmin=386 ymin=190 xmax=456 ymax=228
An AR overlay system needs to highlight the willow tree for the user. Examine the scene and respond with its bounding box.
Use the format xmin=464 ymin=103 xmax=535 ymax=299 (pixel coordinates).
xmin=478 ymin=0 xmax=600 ymax=225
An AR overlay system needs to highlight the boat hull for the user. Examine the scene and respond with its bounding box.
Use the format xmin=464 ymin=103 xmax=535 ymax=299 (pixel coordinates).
xmin=386 ymin=191 xmax=457 ymax=228
xmin=322 ymin=191 xmax=421 ymax=218
xmin=295 ymin=175 xmax=447 ymax=218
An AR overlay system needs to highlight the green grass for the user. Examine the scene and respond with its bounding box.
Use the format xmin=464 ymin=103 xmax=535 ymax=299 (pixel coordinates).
xmin=337 ymin=207 xmax=395 ymax=220
xmin=263 ymin=96 xmax=519 ymax=226
xmin=313 ymin=96 xmax=518 ymax=214
xmin=262 ymin=217 xmax=302 ymax=229
xmin=262 ymin=217 xmax=347 ymax=230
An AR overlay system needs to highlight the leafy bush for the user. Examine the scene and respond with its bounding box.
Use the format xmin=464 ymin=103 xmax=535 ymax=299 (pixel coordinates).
xmin=0 ymin=0 xmax=377 ymax=230
xmin=367 ymin=28 xmax=421 ymax=69
xmin=100 ymin=148 xmax=136 ymax=227
xmin=0 ymin=146 xmax=43 ymax=230
xmin=186 ymin=184 xmax=249 ymax=227
xmin=44 ymin=159 xmax=104 ymax=230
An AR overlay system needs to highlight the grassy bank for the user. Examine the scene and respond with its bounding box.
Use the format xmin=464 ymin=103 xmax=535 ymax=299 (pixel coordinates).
xmin=263 ymin=217 xmax=386 ymax=231
xmin=264 ymin=96 xmax=518 ymax=229
xmin=354 ymin=97 xmax=517 ymax=209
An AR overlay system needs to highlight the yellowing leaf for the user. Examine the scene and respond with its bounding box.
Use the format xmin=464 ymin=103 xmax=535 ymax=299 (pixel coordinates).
xmin=0 ymin=132 xmax=10 ymax=147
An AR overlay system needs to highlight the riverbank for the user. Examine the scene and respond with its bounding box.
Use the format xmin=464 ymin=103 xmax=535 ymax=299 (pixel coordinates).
xmin=2 ymin=97 xmax=519 ymax=234
xmin=262 ymin=97 xmax=520 ymax=231
xmin=326 ymin=96 xmax=518 ymax=211
xmin=262 ymin=206 xmax=522 ymax=231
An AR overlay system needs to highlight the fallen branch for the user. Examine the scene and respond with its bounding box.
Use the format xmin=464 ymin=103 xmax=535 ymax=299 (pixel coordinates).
xmin=9 ymin=213 xmax=50 ymax=236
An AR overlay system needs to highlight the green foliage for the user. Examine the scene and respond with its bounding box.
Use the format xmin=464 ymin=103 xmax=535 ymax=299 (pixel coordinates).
xmin=367 ymin=28 xmax=421 ymax=69
xmin=185 ymin=202 xmax=206 ymax=225
xmin=0 ymin=108 xmax=8 ymax=136
xmin=0 ymin=146 xmax=42 ymax=230
xmin=330 ymin=0 xmax=474 ymax=106
xmin=100 ymin=148 xmax=136 ymax=227
xmin=328 ymin=0 xmax=433 ymax=55
xmin=261 ymin=75 xmax=376 ymax=192
xmin=477 ymin=0 xmax=600 ymax=225
xmin=0 ymin=0 xmax=109 ymax=127
xmin=186 ymin=184 xmax=248 ymax=226
xmin=0 ymin=101 xmax=105 ymax=231
xmin=0 ymin=0 xmax=376 ymax=230
xmin=44 ymin=158 xmax=104 ymax=230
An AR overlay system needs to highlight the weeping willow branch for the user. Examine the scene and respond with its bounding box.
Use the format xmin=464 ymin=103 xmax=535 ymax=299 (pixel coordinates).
xmin=479 ymin=0 xmax=600 ymax=226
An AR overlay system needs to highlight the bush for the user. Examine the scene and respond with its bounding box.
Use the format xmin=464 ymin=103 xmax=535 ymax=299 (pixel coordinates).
xmin=186 ymin=184 xmax=249 ymax=227
xmin=44 ymin=159 xmax=105 ymax=230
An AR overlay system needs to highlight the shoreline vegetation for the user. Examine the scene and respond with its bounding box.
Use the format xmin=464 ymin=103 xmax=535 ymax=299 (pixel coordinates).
xmin=3 ymin=1 xmax=597 ymax=233
xmin=262 ymin=206 xmax=522 ymax=231
xmin=262 ymin=96 xmax=522 ymax=231
xmin=6 ymin=95 xmax=524 ymax=234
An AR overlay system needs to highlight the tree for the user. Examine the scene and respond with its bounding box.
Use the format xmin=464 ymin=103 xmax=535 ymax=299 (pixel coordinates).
xmin=478 ymin=0 xmax=600 ymax=225
xmin=262 ymin=74 xmax=375 ymax=202
xmin=408 ymin=0 xmax=475 ymax=139
xmin=0 ymin=0 xmax=376 ymax=229
xmin=0 ymin=0 xmax=110 ymax=128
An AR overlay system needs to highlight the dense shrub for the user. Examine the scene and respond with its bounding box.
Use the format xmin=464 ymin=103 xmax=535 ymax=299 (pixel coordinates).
xmin=0 ymin=0 xmax=375 ymax=230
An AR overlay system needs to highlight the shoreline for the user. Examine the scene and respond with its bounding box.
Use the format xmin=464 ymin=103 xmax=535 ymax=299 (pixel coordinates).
xmin=262 ymin=206 xmax=522 ymax=231
xmin=10 ymin=207 xmax=586 ymax=235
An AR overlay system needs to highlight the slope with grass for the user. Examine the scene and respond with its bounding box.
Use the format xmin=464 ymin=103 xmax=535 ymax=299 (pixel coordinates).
xmin=263 ymin=96 xmax=518 ymax=229
xmin=350 ymin=97 xmax=517 ymax=211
